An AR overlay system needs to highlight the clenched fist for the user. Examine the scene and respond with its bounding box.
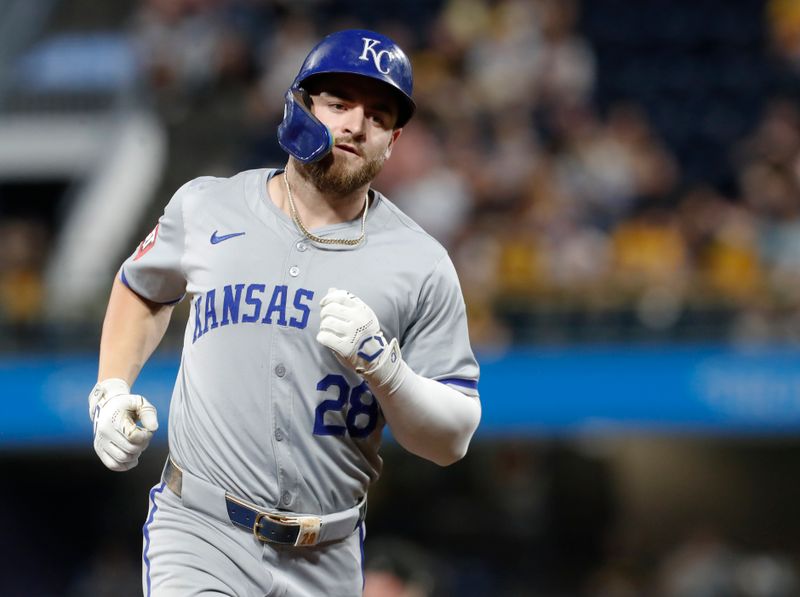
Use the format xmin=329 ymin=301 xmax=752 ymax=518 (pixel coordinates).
xmin=89 ymin=378 xmax=159 ymax=471
xmin=316 ymin=288 xmax=401 ymax=386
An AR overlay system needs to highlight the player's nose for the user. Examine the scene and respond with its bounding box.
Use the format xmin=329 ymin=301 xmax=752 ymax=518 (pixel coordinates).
xmin=341 ymin=104 xmax=367 ymax=138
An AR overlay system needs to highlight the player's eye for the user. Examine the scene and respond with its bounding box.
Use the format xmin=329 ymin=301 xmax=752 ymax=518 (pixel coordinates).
xmin=369 ymin=113 xmax=391 ymax=129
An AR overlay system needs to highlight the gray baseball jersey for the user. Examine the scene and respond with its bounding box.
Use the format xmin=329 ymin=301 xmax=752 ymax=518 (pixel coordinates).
xmin=123 ymin=167 xmax=480 ymax=593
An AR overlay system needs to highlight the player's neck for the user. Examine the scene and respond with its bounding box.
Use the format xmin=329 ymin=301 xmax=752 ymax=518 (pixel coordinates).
xmin=272 ymin=163 xmax=368 ymax=230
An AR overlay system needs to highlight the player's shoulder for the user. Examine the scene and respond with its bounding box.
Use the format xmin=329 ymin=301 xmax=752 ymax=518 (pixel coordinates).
xmin=179 ymin=175 xmax=223 ymax=193
xmin=173 ymin=169 xmax=261 ymax=202
xmin=373 ymin=191 xmax=448 ymax=257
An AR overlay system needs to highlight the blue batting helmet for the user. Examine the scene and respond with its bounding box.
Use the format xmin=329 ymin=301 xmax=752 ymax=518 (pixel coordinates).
xmin=277 ymin=29 xmax=416 ymax=163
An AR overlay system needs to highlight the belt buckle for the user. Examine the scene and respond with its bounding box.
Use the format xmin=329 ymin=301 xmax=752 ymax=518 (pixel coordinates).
xmin=253 ymin=512 xmax=322 ymax=547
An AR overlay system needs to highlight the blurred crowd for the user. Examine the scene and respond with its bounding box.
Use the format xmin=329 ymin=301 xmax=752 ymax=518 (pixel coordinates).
xmin=121 ymin=0 xmax=800 ymax=350
xmin=2 ymin=0 xmax=800 ymax=349
xmin=586 ymin=528 xmax=800 ymax=597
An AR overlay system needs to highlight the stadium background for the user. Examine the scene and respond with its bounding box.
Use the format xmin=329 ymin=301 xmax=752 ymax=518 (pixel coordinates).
xmin=3 ymin=0 xmax=800 ymax=595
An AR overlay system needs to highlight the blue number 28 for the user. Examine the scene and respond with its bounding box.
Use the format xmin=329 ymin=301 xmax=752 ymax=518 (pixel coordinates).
xmin=312 ymin=374 xmax=379 ymax=438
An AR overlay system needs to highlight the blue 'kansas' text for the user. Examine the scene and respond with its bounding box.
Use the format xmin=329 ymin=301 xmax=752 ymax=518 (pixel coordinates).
xmin=192 ymin=284 xmax=314 ymax=343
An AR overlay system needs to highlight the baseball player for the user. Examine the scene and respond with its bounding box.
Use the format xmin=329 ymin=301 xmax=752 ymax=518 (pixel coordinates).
xmin=88 ymin=29 xmax=481 ymax=596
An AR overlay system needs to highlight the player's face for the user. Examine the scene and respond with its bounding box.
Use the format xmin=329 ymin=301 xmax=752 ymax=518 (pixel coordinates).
xmin=298 ymin=74 xmax=403 ymax=196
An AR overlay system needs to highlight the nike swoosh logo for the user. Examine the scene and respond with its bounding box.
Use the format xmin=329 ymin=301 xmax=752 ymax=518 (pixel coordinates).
xmin=210 ymin=230 xmax=246 ymax=244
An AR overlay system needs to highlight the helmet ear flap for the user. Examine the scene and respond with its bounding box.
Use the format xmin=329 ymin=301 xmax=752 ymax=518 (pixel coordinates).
xmin=277 ymin=88 xmax=334 ymax=163
xmin=298 ymin=87 xmax=312 ymax=108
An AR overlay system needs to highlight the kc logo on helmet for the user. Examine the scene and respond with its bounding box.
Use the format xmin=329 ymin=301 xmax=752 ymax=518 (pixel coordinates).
xmin=359 ymin=38 xmax=392 ymax=75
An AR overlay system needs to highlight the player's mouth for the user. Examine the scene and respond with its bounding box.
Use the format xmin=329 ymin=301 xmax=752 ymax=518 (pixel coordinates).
xmin=334 ymin=144 xmax=361 ymax=156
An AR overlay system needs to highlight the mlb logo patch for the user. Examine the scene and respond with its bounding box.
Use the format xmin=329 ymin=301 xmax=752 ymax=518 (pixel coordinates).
xmin=134 ymin=223 xmax=159 ymax=261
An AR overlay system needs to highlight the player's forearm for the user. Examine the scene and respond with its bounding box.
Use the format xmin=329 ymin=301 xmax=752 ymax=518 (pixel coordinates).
xmin=368 ymin=360 xmax=481 ymax=466
xmin=98 ymin=275 xmax=174 ymax=385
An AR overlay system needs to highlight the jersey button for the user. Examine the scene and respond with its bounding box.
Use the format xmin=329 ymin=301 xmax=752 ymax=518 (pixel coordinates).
xmin=281 ymin=491 xmax=292 ymax=506
xmin=275 ymin=364 xmax=286 ymax=377
xmin=289 ymin=266 xmax=300 ymax=277
xmin=296 ymin=241 xmax=308 ymax=252
xmin=275 ymin=428 xmax=284 ymax=442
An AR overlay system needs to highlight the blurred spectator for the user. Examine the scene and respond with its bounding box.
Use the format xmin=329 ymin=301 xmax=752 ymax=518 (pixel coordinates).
xmin=554 ymin=106 xmax=640 ymax=226
xmin=66 ymin=540 xmax=141 ymax=597
xmin=734 ymin=554 xmax=799 ymax=597
xmin=657 ymin=528 xmax=739 ymax=597
xmin=363 ymin=537 xmax=436 ymax=597
xmin=131 ymin=0 xmax=254 ymax=107
xmin=376 ymin=121 xmax=474 ymax=248
xmin=250 ymin=13 xmax=318 ymax=118
xmin=533 ymin=0 xmax=596 ymax=109
xmin=463 ymin=0 xmax=543 ymax=113
xmin=0 ymin=219 xmax=47 ymax=330
xmin=656 ymin=528 xmax=800 ymax=597
xmin=698 ymin=203 xmax=765 ymax=304
xmin=611 ymin=209 xmax=689 ymax=291
xmin=768 ymin=0 xmax=800 ymax=69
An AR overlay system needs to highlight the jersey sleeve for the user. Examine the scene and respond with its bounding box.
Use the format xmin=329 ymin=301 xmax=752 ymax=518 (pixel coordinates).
xmin=400 ymin=255 xmax=480 ymax=397
xmin=119 ymin=181 xmax=191 ymax=304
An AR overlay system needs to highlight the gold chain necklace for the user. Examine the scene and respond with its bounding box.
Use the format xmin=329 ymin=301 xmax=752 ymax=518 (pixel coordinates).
xmin=283 ymin=172 xmax=368 ymax=247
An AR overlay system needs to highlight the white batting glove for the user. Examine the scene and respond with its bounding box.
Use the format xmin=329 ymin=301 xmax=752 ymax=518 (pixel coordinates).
xmin=317 ymin=288 xmax=402 ymax=388
xmin=89 ymin=378 xmax=159 ymax=472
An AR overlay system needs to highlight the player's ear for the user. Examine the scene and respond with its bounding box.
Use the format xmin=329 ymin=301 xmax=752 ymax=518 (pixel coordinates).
xmin=384 ymin=128 xmax=403 ymax=159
